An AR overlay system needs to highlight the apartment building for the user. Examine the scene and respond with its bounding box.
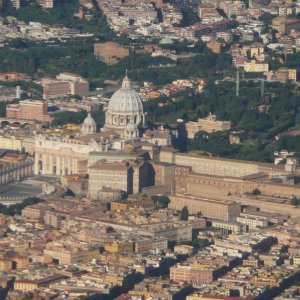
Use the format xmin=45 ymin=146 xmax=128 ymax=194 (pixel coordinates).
xmin=169 ymin=195 xmax=241 ymax=221
xmin=244 ymin=60 xmax=269 ymax=73
xmin=185 ymin=113 xmax=231 ymax=138
xmin=94 ymin=42 xmax=129 ymax=64
xmin=37 ymin=0 xmax=53 ymax=8
xmin=6 ymin=100 xmax=52 ymax=123
xmin=42 ymin=73 xmax=89 ymax=99
xmin=170 ymin=265 xmax=214 ymax=285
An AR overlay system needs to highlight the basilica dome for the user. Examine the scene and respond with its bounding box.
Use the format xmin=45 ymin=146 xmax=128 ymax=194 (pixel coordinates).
xmin=83 ymin=113 xmax=96 ymax=127
xmin=81 ymin=112 xmax=96 ymax=135
xmin=104 ymin=74 xmax=145 ymax=137
xmin=107 ymin=75 xmax=143 ymax=114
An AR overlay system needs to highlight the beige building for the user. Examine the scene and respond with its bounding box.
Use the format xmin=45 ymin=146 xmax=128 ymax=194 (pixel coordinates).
xmin=21 ymin=137 xmax=35 ymax=155
xmin=6 ymin=100 xmax=52 ymax=123
xmin=169 ymin=194 xmax=241 ymax=221
xmin=236 ymin=214 xmax=268 ymax=231
xmin=211 ymin=220 xmax=243 ymax=233
xmin=37 ymin=0 xmax=53 ymax=8
xmin=42 ymin=78 xmax=70 ymax=99
xmin=244 ymin=60 xmax=269 ymax=73
xmin=142 ymin=127 xmax=172 ymax=146
xmin=14 ymin=280 xmax=38 ymax=292
xmin=34 ymin=133 xmax=115 ymax=175
xmin=172 ymin=164 xmax=300 ymax=200
xmin=174 ymin=245 xmax=194 ymax=255
xmin=42 ymin=73 xmax=89 ymax=99
xmin=34 ymin=136 xmax=86 ymax=176
xmin=104 ymin=241 xmax=133 ymax=253
xmin=0 ymin=255 xmax=29 ymax=272
xmin=94 ymin=42 xmax=129 ymax=64
xmin=274 ymin=68 xmax=297 ymax=82
xmin=272 ymin=16 xmax=300 ymax=34
xmin=250 ymin=44 xmax=264 ymax=58
xmin=10 ymin=0 xmax=20 ymax=9
xmin=186 ymin=113 xmax=231 ymax=138
xmin=170 ymin=265 xmax=214 ymax=285
xmin=159 ymin=149 xmax=292 ymax=177
xmin=111 ymin=197 xmax=154 ymax=210
xmin=44 ymin=245 xmax=98 ymax=265
xmin=0 ymin=135 xmax=22 ymax=152
xmin=88 ymin=159 xmax=153 ymax=197
xmin=152 ymin=162 xmax=175 ymax=188
xmin=187 ymin=294 xmax=255 ymax=300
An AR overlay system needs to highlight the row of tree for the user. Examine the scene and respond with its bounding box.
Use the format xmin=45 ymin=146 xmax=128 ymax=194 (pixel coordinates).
xmin=51 ymin=108 xmax=105 ymax=127
xmin=0 ymin=197 xmax=44 ymax=216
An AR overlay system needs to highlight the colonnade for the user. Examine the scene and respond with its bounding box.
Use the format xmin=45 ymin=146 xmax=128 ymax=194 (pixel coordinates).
xmin=0 ymin=159 xmax=34 ymax=185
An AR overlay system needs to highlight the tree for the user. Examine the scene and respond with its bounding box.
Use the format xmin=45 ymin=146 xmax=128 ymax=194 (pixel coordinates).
xmin=8 ymin=39 xmax=28 ymax=49
xmin=0 ymin=197 xmax=44 ymax=216
xmin=290 ymin=197 xmax=299 ymax=206
xmin=177 ymin=237 xmax=210 ymax=250
xmin=295 ymin=112 xmax=300 ymax=127
xmin=252 ymin=189 xmax=261 ymax=196
xmin=259 ymin=12 xmax=276 ymax=28
xmin=180 ymin=206 xmax=189 ymax=220
xmin=52 ymin=110 xmax=87 ymax=126
xmin=179 ymin=7 xmax=200 ymax=27
xmin=193 ymin=238 xmax=210 ymax=249
xmin=151 ymin=195 xmax=170 ymax=208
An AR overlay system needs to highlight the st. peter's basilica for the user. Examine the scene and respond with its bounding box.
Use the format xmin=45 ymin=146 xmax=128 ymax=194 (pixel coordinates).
xmin=34 ymin=75 xmax=171 ymax=176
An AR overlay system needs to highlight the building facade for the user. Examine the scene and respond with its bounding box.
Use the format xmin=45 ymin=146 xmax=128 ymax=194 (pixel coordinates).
xmin=88 ymin=159 xmax=153 ymax=197
xmin=34 ymin=134 xmax=110 ymax=175
xmin=42 ymin=73 xmax=89 ymax=99
xmin=94 ymin=42 xmax=129 ymax=64
xmin=37 ymin=0 xmax=53 ymax=8
xmin=6 ymin=100 xmax=52 ymax=123
xmin=186 ymin=113 xmax=231 ymax=138
xmin=169 ymin=194 xmax=241 ymax=221
xmin=244 ymin=60 xmax=269 ymax=73
xmin=171 ymin=164 xmax=300 ymax=200
xmin=170 ymin=265 xmax=214 ymax=285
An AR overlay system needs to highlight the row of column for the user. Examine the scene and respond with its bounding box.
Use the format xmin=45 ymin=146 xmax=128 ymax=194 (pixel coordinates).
xmin=0 ymin=164 xmax=33 ymax=185
xmin=106 ymin=113 xmax=145 ymax=127
xmin=34 ymin=153 xmax=78 ymax=176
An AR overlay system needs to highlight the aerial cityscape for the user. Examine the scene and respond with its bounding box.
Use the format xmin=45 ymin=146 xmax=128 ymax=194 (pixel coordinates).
xmin=1 ymin=0 xmax=300 ymax=299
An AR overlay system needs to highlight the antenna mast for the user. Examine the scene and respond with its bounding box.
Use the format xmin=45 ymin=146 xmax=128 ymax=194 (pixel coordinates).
xmin=236 ymin=68 xmax=240 ymax=97
xmin=261 ymin=77 xmax=265 ymax=99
